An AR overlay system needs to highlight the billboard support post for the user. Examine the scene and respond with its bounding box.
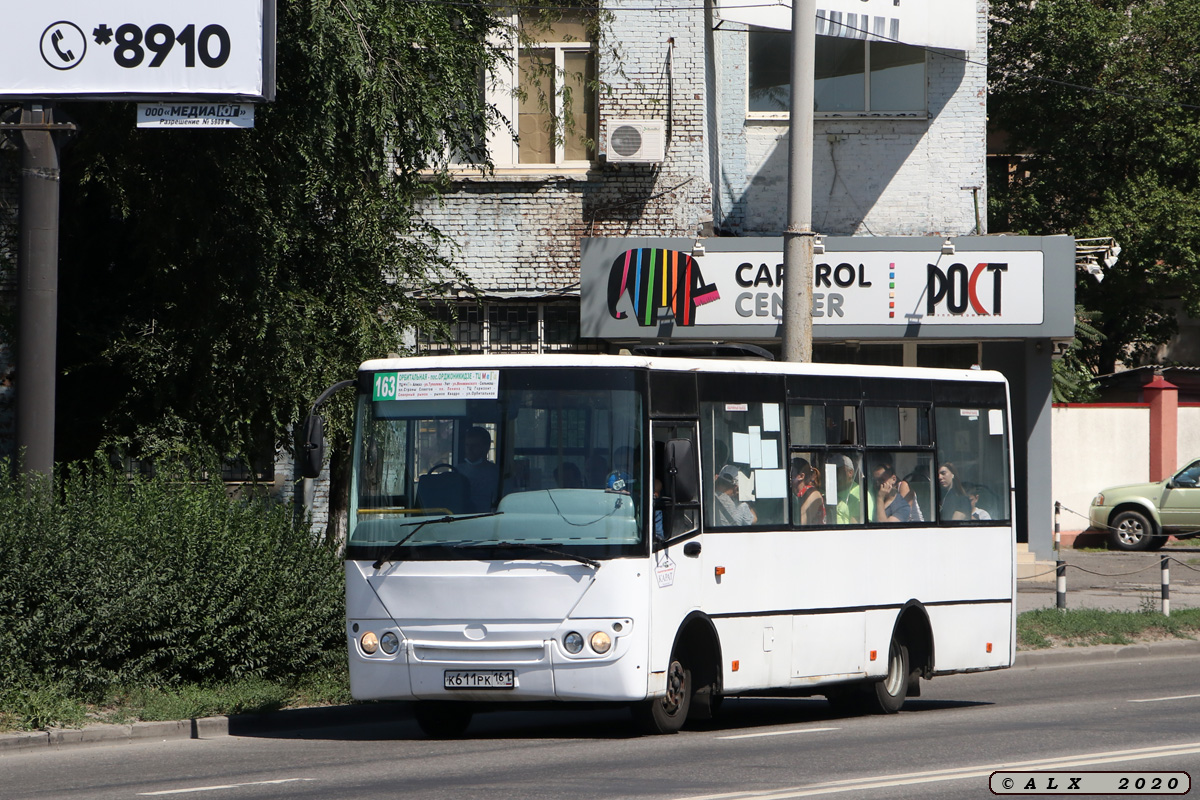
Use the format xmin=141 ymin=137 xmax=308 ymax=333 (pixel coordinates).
xmin=782 ymin=0 xmax=816 ymax=363
xmin=14 ymin=103 xmax=70 ymax=482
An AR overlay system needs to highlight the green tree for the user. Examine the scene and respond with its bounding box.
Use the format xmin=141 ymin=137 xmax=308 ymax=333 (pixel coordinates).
xmin=989 ymin=0 xmax=1200 ymax=374
xmin=51 ymin=0 xmax=516 ymax=465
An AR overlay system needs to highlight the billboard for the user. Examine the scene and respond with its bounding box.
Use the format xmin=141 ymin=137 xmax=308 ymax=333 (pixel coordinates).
xmin=1 ymin=0 xmax=275 ymax=101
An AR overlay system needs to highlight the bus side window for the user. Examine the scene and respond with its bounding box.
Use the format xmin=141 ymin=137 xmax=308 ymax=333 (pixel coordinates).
xmin=933 ymin=406 xmax=1010 ymax=523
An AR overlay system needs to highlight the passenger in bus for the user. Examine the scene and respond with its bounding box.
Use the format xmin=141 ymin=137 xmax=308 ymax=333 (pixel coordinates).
xmin=827 ymin=454 xmax=862 ymax=525
xmin=938 ymin=462 xmax=971 ymax=521
xmin=868 ymin=456 xmax=918 ymax=523
xmin=791 ymin=458 xmax=826 ymax=525
xmin=870 ymin=462 xmax=913 ymax=523
xmin=967 ymin=484 xmax=992 ymax=520
xmin=459 ymin=426 xmax=500 ymax=512
xmin=714 ymin=464 xmax=756 ymax=526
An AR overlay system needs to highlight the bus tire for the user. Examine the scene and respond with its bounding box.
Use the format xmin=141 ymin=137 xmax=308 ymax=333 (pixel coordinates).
xmin=414 ymin=701 xmax=473 ymax=739
xmin=634 ymin=656 xmax=691 ymax=734
xmin=868 ymin=637 xmax=910 ymax=714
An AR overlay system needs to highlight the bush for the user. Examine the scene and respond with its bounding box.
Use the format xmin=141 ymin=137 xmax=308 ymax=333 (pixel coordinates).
xmin=0 ymin=458 xmax=345 ymax=703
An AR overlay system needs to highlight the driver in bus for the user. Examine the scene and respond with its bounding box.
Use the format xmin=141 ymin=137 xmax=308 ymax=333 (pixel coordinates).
xmin=459 ymin=426 xmax=500 ymax=512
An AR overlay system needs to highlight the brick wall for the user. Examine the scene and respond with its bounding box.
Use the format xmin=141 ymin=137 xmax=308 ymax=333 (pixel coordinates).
xmin=419 ymin=0 xmax=714 ymax=295
xmin=716 ymin=0 xmax=988 ymax=236
xmin=421 ymin=0 xmax=989 ymax=296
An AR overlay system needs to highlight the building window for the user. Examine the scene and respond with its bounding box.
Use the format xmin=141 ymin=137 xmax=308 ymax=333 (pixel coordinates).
xmin=486 ymin=10 xmax=598 ymax=168
xmin=416 ymin=302 xmax=603 ymax=355
xmin=748 ymin=29 xmax=926 ymax=116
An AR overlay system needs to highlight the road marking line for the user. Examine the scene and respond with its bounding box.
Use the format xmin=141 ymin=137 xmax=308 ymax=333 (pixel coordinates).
xmin=138 ymin=778 xmax=316 ymax=796
xmin=674 ymin=742 xmax=1200 ymax=800
xmin=718 ymin=727 xmax=840 ymax=741
xmin=1130 ymin=692 xmax=1200 ymax=703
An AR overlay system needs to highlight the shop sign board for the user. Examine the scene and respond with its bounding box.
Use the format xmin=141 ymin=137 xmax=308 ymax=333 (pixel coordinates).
xmin=1 ymin=0 xmax=275 ymax=101
xmin=579 ymin=236 xmax=1075 ymax=342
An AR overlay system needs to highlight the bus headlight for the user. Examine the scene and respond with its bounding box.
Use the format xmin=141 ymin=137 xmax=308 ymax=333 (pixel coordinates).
xmin=360 ymin=631 xmax=379 ymax=655
xmin=589 ymin=631 xmax=612 ymax=654
xmin=380 ymin=631 xmax=400 ymax=655
xmin=563 ymin=631 xmax=584 ymax=654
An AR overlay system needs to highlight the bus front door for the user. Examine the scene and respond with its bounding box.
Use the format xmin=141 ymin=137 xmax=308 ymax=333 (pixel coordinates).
xmin=649 ymin=423 xmax=707 ymax=708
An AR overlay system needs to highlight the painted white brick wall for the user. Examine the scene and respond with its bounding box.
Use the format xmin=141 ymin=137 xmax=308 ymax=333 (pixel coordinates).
xmin=419 ymin=0 xmax=714 ymax=294
xmin=717 ymin=0 xmax=988 ymax=236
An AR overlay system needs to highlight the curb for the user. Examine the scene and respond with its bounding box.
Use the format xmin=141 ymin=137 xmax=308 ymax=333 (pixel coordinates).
xmin=0 ymin=702 xmax=412 ymax=755
xmin=1014 ymin=638 xmax=1200 ymax=668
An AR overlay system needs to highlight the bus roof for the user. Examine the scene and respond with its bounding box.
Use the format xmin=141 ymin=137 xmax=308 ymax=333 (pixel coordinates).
xmin=358 ymin=353 xmax=1008 ymax=386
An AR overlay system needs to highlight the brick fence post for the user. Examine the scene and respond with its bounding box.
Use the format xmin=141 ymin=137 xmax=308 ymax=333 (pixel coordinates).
xmin=1144 ymin=372 xmax=1178 ymax=482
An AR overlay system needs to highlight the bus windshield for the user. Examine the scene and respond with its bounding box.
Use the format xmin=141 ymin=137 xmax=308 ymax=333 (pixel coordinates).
xmin=347 ymin=367 xmax=645 ymax=559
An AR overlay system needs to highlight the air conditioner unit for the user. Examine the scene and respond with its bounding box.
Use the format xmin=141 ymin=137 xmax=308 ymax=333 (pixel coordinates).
xmin=605 ymin=119 xmax=666 ymax=164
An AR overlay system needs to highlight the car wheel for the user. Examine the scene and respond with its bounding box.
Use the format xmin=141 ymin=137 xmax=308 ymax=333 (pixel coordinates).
xmin=1109 ymin=510 xmax=1155 ymax=552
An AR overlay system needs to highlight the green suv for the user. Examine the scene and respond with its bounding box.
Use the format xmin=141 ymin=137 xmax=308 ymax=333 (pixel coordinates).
xmin=1089 ymin=458 xmax=1200 ymax=551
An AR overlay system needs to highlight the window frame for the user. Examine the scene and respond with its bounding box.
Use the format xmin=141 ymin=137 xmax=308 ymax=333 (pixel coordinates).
xmin=485 ymin=11 xmax=598 ymax=170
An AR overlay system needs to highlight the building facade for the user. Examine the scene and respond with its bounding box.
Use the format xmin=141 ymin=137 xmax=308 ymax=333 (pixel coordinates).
xmin=412 ymin=0 xmax=1076 ymax=561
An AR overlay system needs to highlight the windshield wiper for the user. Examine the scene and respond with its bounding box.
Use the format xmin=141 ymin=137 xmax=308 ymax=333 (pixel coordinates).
xmin=456 ymin=540 xmax=600 ymax=569
xmin=372 ymin=511 xmax=503 ymax=570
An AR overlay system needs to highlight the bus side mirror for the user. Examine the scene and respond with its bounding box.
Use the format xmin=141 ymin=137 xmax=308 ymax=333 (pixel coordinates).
xmin=666 ymin=438 xmax=698 ymax=504
xmin=298 ymin=414 xmax=326 ymax=479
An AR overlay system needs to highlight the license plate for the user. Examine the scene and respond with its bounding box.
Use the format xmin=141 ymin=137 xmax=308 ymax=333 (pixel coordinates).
xmin=444 ymin=670 xmax=515 ymax=689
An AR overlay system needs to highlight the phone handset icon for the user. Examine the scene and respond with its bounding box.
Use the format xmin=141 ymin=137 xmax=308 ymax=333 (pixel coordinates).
xmin=52 ymin=29 xmax=75 ymax=63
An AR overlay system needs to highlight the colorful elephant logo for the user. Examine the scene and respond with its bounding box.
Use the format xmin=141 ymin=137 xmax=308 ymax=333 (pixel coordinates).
xmin=607 ymin=248 xmax=720 ymax=327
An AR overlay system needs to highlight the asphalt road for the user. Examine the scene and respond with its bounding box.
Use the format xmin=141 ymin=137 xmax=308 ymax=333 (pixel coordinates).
xmin=4 ymin=652 xmax=1198 ymax=800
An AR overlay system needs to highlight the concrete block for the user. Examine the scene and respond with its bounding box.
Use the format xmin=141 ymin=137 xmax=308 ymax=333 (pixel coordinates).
xmin=131 ymin=720 xmax=192 ymax=741
xmin=194 ymin=716 xmax=230 ymax=738
xmin=0 ymin=731 xmax=50 ymax=753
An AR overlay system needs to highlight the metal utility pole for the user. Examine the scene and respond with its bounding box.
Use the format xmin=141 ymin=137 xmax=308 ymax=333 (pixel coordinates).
xmin=781 ymin=0 xmax=817 ymax=363
xmin=13 ymin=103 xmax=69 ymax=481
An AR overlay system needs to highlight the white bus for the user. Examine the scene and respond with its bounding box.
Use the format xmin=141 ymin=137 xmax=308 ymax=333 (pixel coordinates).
xmin=306 ymin=353 xmax=1015 ymax=737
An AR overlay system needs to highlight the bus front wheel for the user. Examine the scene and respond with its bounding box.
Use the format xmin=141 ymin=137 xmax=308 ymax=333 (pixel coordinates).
xmin=414 ymin=701 xmax=473 ymax=739
xmin=868 ymin=637 xmax=910 ymax=714
xmin=634 ymin=657 xmax=692 ymax=734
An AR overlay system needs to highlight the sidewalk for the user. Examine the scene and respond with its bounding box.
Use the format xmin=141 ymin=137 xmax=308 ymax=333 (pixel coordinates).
xmin=1017 ymin=547 xmax=1200 ymax=614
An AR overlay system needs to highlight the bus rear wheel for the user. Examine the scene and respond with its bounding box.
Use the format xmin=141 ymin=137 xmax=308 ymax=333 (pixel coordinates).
xmin=633 ymin=657 xmax=691 ymax=734
xmin=414 ymin=701 xmax=473 ymax=739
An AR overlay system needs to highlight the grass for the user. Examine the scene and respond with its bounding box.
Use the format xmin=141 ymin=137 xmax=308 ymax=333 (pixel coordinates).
xmin=1017 ymin=607 xmax=1200 ymax=650
xmin=0 ymin=665 xmax=353 ymax=734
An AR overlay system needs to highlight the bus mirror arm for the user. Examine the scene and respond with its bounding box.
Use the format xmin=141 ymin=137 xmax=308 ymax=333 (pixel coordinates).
xmin=298 ymin=379 xmax=356 ymax=479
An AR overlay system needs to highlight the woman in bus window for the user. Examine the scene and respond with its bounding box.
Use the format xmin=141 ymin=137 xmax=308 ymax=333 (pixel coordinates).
xmin=791 ymin=458 xmax=826 ymax=526
xmin=938 ymin=462 xmax=971 ymax=521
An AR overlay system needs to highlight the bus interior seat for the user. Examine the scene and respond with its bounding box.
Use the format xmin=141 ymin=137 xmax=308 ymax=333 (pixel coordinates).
xmin=417 ymin=470 xmax=470 ymax=513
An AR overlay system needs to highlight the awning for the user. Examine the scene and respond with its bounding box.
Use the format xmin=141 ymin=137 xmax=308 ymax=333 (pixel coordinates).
xmin=713 ymin=0 xmax=976 ymax=52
